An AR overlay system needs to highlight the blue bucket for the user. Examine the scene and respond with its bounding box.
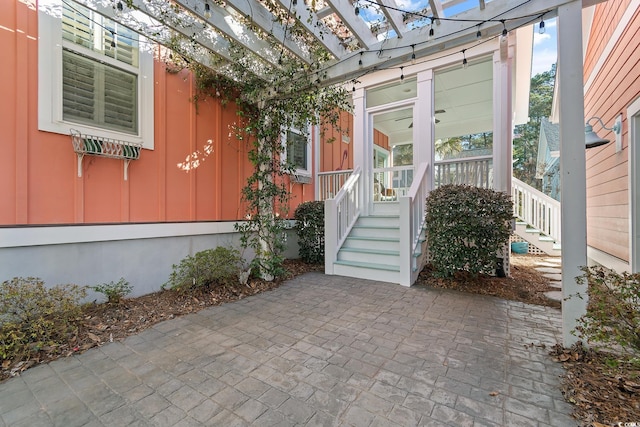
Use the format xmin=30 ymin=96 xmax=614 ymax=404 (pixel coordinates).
xmin=511 ymin=241 xmax=529 ymax=254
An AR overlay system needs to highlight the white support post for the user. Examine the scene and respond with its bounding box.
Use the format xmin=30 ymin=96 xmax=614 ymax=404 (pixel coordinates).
xmin=324 ymin=198 xmax=337 ymax=275
xmin=492 ymin=41 xmax=513 ymax=194
xmin=399 ymin=196 xmax=411 ymax=286
xmin=558 ymin=0 xmax=588 ymax=346
xmin=415 ymin=69 xmax=435 ymax=190
xmin=352 ymin=88 xmax=369 ymax=214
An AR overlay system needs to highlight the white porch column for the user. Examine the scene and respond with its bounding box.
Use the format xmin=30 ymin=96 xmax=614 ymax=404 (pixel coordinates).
xmin=415 ymin=70 xmax=435 ymax=189
xmin=558 ymin=1 xmax=588 ymax=346
xmin=492 ymin=41 xmax=513 ymax=193
xmin=352 ymin=87 xmax=370 ymax=215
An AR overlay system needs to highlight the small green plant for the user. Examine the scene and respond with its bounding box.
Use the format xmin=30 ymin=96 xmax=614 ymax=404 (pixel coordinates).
xmin=573 ymin=266 xmax=640 ymax=357
xmin=163 ymin=246 xmax=244 ymax=291
xmin=294 ymin=201 xmax=325 ymax=264
xmin=425 ymin=184 xmax=513 ymax=278
xmin=92 ymin=278 xmax=132 ymax=304
xmin=0 ymin=277 xmax=85 ymax=362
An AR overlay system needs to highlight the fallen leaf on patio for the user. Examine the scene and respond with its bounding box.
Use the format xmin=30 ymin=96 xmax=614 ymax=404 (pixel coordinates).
xmin=87 ymin=332 xmax=101 ymax=342
xmin=489 ymin=391 xmax=499 ymax=396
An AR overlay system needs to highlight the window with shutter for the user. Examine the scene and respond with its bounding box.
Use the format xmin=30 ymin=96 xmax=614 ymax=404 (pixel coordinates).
xmin=285 ymin=128 xmax=311 ymax=176
xmin=38 ymin=0 xmax=154 ymax=148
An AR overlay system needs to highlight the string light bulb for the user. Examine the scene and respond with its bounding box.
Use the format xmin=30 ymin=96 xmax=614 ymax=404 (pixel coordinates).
xmin=461 ymin=49 xmax=468 ymax=69
xmin=204 ymin=1 xmax=211 ymax=19
xmin=110 ymin=31 xmax=116 ymax=48
xmin=476 ymin=24 xmax=481 ymax=38
xmin=429 ymin=17 xmax=434 ymax=37
xmin=352 ymin=81 xmax=356 ymax=92
xmin=410 ymin=44 xmax=416 ymax=64
xmin=358 ymin=52 xmax=363 ymax=67
xmin=400 ymin=66 xmax=404 ymax=81
xmin=501 ymin=20 xmax=508 ymax=37
xmin=116 ymin=1 xmax=123 ymax=11
xmin=539 ymin=16 xmax=546 ymax=34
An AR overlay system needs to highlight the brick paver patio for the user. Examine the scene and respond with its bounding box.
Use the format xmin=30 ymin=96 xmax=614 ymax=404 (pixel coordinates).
xmin=0 ymin=273 xmax=577 ymax=426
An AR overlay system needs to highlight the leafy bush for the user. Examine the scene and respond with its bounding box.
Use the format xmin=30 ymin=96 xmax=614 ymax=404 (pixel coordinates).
xmin=0 ymin=277 xmax=85 ymax=361
xmin=294 ymin=201 xmax=325 ymax=264
xmin=573 ymin=266 xmax=640 ymax=357
xmin=92 ymin=278 xmax=132 ymax=304
xmin=425 ymin=184 xmax=513 ymax=277
xmin=163 ymin=246 xmax=244 ymax=291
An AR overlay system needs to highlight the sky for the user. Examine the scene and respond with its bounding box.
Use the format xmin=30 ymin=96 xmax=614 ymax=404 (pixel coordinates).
xmin=531 ymin=17 xmax=557 ymax=76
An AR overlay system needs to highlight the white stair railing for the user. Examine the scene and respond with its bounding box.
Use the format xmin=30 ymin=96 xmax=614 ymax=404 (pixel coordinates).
xmin=399 ymin=162 xmax=429 ymax=286
xmin=318 ymin=170 xmax=353 ymax=200
xmin=512 ymin=176 xmax=561 ymax=243
xmin=325 ymin=166 xmax=361 ymax=274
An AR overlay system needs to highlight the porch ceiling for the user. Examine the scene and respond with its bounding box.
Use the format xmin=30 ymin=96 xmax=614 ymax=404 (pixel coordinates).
xmin=68 ymin=0 xmax=592 ymax=91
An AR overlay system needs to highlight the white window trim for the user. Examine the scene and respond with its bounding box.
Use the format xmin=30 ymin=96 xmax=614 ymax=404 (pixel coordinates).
xmin=283 ymin=126 xmax=312 ymax=177
xmin=38 ymin=2 xmax=154 ymax=149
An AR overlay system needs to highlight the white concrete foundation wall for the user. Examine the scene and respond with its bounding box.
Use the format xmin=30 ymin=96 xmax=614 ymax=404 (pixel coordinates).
xmin=0 ymin=222 xmax=300 ymax=302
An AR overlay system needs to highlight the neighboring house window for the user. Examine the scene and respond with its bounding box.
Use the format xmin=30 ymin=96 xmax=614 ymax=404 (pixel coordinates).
xmin=38 ymin=0 xmax=154 ymax=148
xmin=285 ymin=129 xmax=311 ymax=176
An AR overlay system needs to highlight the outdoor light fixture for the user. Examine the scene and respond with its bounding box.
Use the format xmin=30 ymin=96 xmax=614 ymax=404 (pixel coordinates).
xmin=204 ymin=1 xmax=211 ymax=19
xmin=584 ymin=115 xmax=622 ymax=149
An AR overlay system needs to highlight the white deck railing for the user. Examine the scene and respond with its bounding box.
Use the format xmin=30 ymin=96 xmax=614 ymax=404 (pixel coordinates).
xmin=434 ymin=155 xmax=493 ymax=188
xmin=318 ymin=170 xmax=353 ymax=200
xmin=512 ymin=176 xmax=561 ymax=243
xmin=325 ymin=166 xmax=361 ymax=274
xmin=399 ymin=162 xmax=430 ymax=286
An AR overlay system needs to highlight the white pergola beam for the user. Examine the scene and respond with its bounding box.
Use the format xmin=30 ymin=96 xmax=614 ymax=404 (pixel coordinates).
xmin=324 ymin=0 xmax=379 ymax=50
xmin=78 ymin=0 xmax=282 ymax=78
xmin=173 ymin=0 xmax=283 ymax=68
xmin=273 ymin=0 xmax=347 ymax=58
xmin=375 ymin=0 xmax=406 ymax=38
xmin=317 ymin=0 xmax=570 ymax=86
xmin=429 ymin=0 xmax=445 ymax=19
xmin=224 ymin=0 xmax=313 ymax=63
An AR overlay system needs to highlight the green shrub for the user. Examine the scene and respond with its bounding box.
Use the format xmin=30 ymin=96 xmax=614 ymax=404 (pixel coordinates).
xmin=573 ymin=266 xmax=640 ymax=357
xmin=92 ymin=278 xmax=132 ymax=304
xmin=0 ymin=277 xmax=86 ymax=361
xmin=294 ymin=201 xmax=325 ymax=264
xmin=163 ymin=246 xmax=244 ymax=291
xmin=425 ymin=184 xmax=513 ymax=277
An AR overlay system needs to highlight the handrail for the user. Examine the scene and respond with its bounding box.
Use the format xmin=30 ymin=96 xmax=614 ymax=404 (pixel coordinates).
xmin=511 ymin=176 xmax=561 ymax=243
xmin=325 ymin=166 xmax=361 ymax=274
xmin=399 ymin=162 xmax=429 ymax=286
xmin=317 ymin=170 xmax=353 ymax=200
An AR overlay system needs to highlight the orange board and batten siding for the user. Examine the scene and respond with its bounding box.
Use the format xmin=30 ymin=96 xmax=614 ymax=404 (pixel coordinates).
xmin=584 ymin=3 xmax=640 ymax=262
xmin=0 ymin=0 xmax=315 ymax=226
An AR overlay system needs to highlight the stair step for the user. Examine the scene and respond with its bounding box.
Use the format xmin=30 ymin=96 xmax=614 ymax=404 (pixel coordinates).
xmin=338 ymin=247 xmax=399 ymax=265
xmin=343 ymin=236 xmax=400 ymax=251
xmin=340 ymin=247 xmax=399 ymax=256
xmin=334 ymin=260 xmax=400 ymax=272
xmin=525 ymin=228 xmax=541 ymax=234
xmin=350 ymin=226 xmax=399 ymax=238
xmin=538 ymin=236 xmax=555 ymax=242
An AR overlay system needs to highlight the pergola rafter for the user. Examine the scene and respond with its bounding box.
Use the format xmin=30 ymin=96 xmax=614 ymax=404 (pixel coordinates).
xmin=78 ymin=0 xmax=583 ymax=88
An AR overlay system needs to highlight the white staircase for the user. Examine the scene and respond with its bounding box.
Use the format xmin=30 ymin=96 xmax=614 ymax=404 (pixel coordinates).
xmin=324 ymin=163 xmax=430 ymax=287
xmin=514 ymin=221 xmax=561 ymax=256
xmin=512 ymin=177 xmax=562 ymax=256
xmin=334 ymin=212 xmax=402 ymax=283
